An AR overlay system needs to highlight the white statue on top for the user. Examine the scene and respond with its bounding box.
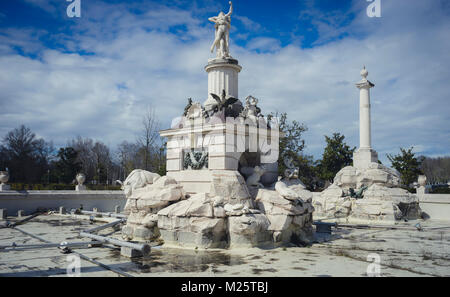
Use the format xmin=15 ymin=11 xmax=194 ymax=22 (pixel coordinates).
xmin=209 ymin=1 xmax=233 ymax=58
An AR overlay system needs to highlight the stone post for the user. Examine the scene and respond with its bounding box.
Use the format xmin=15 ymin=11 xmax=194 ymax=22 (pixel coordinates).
xmin=353 ymin=66 xmax=378 ymax=170
xmin=0 ymin=171 xmax=10 ymax=191
xmin=0 ymin=209 xmax=7 ymax=220
xmin=416 ymin=175 xmax=428 ymax=196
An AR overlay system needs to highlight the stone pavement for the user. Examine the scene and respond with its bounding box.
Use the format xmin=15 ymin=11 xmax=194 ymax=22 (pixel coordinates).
xmin=0 ymin=214 xmax=448 ymax=277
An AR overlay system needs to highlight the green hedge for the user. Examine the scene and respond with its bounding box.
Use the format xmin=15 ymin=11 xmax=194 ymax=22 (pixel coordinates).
xmin=86 ymin=185 xmax=121 ymax=191
xmin=9 ymin=183 xmax=121 ymax=191
xmin=430 ymin=187 xmax=450 ymax=194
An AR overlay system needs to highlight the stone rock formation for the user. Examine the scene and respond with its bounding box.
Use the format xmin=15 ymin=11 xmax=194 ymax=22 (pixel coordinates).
xmin=256 ymin=177 xmax=314 ymax=245
xmin=314 ymin=67 xmax=424 ymax=222
xmin=209 ymin=170 xmax=254 ymax=208
xmin=121 ymin=169 xmax=162 ymax=200
xmin=121 ymin=169 xmax=314 ymax=248
xmin=312 ymin=163 xmax=422 ymax=222
xmin=121 ymin=171 xmax=186 ymax=241
xmin=157 ymin=193 xmax=228 ymax=248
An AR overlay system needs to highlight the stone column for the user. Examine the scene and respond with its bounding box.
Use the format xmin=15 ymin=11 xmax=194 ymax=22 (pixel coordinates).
xmin=357 ymin=67 xmax=374 ymax=149
xmin=353 ymin=66 xmax=378 ymax=170
xmin=204 ymin=58 xmax=242 ymax=106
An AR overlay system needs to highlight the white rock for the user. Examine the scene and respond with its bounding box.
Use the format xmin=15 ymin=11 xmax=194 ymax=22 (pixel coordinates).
xmin=213 ymin=206 xmax=226 ymax=218
xmin=229 ymin=214 xmax=270 ymax=235
xmin=275 ymin=180 xmax=299 ymax=200
xmin=224 ymin=203 xmax=234 ymax=212
xmin=333 ymin=166 xmax=360 ymax=189
xmin=122 ymin=169 xmax=161 ymax=198
xmin=209 ymin=171 xmax=253 ymax=207
xmin=321 ymin=184 xmax=343 ymax=198
xmin=142 ymin=214 xmax=158 ymax=228
xmin=232 ymin=203 xmax=244 ymax=210
xmin=266 ymin=214 xmax=292 ymax=231
xmin=153 ymin=175 xmax=178 ymax=187
xmin=212 ymin=195 xmax=224 ymax=206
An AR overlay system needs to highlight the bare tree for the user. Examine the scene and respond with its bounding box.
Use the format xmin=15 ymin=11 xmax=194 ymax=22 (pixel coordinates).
xmin=137 ymin=107 xmax=160 ymax=171
xmin=420 ymin=156 xmax=450 ymax=184
xmin=68 ymin=136 xmax=96 ymax=181
xmin=1 ymin=125 xmax=54 ymax=183
xmin=117 ymin=141 xmax=141 ymax=180
xmin=69 ymin=136 xmax=118 ymax=184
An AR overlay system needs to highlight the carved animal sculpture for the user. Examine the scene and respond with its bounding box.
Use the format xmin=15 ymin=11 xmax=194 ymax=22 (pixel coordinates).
xmin=246 ymin=165 xmax=266 ymax=188
xmin=121 ymin=169 xmax=161 ymax=198
xmin=275 ymin=179 xmax=300 ymax=200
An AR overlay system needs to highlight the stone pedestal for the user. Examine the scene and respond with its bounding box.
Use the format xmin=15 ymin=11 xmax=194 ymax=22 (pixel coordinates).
xmin=416 ymin=186 xmax=428 ymax=196
xmin=0 ymin=209 xmax=7 ymax=220
xmin=353 ymin=148 xmax=378 ymax=170
xmin=0 ymin=184 xmax=10 ymax=191
xmin=75 ymin=185 xmax=86 ymax=191
xmin=0 ymin=171 xmax=10 ymax=191
xmin=161 ymin=122 xmax=276 ymax=194
xmin=204 ymin=58 xmax=241 ymax=104
xmin=75 ymin=173 xmax=86 ymax=191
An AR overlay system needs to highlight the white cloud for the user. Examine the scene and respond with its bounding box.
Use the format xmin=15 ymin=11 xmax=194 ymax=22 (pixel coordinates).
xmin=245 ymin=37 xmax=281 ymax=52
xmin=234 ymin=15 xmax=262 ymax=32
xmin=0 ymin=0 xmax=449 ymax=165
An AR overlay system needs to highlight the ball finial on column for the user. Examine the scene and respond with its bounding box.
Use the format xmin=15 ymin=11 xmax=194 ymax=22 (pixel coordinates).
xmin=360 ymin=66 xmax=368 ymax=80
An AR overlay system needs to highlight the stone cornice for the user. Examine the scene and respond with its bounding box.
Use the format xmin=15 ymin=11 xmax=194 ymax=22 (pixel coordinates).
xmin=356 ymin=79 xmax=375 ymax=89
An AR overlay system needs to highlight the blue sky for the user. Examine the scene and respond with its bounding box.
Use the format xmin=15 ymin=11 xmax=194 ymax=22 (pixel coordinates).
xmin=0 ymin=0 xmax=449 ymax=164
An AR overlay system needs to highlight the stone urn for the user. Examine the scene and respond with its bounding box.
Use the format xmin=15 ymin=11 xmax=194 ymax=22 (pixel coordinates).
xmin=0 ymin=171 xmax=9 ymax=184
xmin=76 ymin=173 xmax=86 ymax=185
xmin=0 ymin=171 xmax=10 ymax=191
xmin=417 ymin=175 xmax=427 ymax=187
xmin=75 ymin=173 xmax=87 ymax=191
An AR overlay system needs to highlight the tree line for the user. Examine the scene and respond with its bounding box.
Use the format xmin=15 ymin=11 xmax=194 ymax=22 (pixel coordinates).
xmin=0 ymin=109 xmax=165 ymax=186
xmin=272 ymin=112 xmax=449 ymax=191
xmin=0 ymin=112 xmax=447 ymax=190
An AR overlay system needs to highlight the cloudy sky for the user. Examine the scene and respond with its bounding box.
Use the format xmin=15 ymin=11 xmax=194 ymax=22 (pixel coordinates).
xmin=0 ymin=0 xmax=449 ymax=164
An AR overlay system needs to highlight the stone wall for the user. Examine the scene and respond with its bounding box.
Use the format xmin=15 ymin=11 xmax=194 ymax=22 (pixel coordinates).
xmin=0 ymin=190 xmax=126 ymax=215
xmin=418 ymin=194 xmax=450 ymax=221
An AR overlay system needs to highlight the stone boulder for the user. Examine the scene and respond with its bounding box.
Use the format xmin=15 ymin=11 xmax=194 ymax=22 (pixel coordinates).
xmin=312 ymin=184 xmax=354 ymax=218
xmin=255 ymin=187 xmax=314 ymax=246
xmin=333 ymin=166 xmax=360 ymax=190
xmin=124 ymin=176 xmax=186 ymax=212
xmin=314 ymin=162 xmax=415 ymax=222
xmin=157 ymin=193 xmax=228 ymax=248
xmin=275 ymin=178 xmax=312 ymax=201
xmin=209 ymin=170 xmax=253 ymax=208
xmin=122 ymin=174 xmax=186 ymax=241
xmin=351 ymin=184 xmax=422 ymax=220
xmin=123 ymin=211 xmax=160 ymax=241
xmin=122 ymin=169 xmax=161 ymax=198
xmin=333 ymin=163 xmax=401 ymax=191
xmin=228 ymin=214 xmax=272 ymax=247
xmin=357 ymin=163 xmax=401 ymax=188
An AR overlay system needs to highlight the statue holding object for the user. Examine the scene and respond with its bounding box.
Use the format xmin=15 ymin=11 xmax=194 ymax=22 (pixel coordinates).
xmin=209 ymin=1 xmax=233 ymax=58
